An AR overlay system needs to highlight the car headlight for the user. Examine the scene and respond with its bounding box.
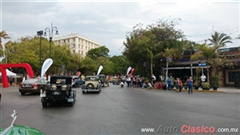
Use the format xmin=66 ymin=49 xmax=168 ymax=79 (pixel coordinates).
xmin=52 ymin=84 xmax=57 ymax=90
xmin=62 ymin=85 xmax=67 ymax=90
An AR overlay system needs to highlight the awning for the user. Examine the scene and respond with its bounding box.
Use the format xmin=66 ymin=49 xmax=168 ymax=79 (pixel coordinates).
xmin=163 ymin=66 xmax=210 ymax=70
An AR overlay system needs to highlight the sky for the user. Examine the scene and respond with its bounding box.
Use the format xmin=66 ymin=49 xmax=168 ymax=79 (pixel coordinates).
xmin=1 ymin=0 xmax=240 ymax=56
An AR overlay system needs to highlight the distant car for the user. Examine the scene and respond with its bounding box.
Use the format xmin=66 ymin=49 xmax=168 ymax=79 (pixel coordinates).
xmin=98 ymin=74 xmax=109 ymax=87
xmin=71 ymin=76 xmax=84 ymax=87
xmin=19 ymin=78 xmax=48 ymax=95
xmin=82 ymin=75 xmax=101 ymax=94
xmin=41 ymin=75 xmax=76 ymax=107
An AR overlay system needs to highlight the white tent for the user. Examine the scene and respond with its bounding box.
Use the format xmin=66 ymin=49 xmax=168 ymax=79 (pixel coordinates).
xmin=0 ymin=69 xmax=17 ymax=76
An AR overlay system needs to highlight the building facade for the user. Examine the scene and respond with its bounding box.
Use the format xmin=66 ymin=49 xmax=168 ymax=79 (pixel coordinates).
xmin=164 ymin=47 xmax=240 ymax=87
xmin=53 ymin=33 xmax=101 ymax=57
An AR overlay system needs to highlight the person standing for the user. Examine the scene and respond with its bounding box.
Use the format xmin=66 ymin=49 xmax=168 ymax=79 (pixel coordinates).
xmin=200 ymin=74 xmax=206 ymax=82
xmin=126 ymin=76 xmax=131 ymax=87
xmin=187 ymin=77 xmax=193 ymax=94
xmin=167 ymin=76 xmax=172 ymax=90
xmin=152 ymin=74 xmax=156 ymax=85
xmin=177 ymin=78 xmax=183 ymax=93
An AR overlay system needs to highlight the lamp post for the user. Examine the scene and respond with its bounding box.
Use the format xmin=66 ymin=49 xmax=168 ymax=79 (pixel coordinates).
xmin=44 ymin=23 xmax=59 ymax=58
xmin=37 ymin=30 xmax=43 ymax=74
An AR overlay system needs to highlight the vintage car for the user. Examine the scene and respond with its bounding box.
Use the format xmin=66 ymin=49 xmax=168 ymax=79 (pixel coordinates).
xmin=112 ymin=76 xmax=120 ymax=85
xmin=40 ymin=76 xmax=76 ymax=107
xmin=81 ymin=75 xmax=101 ymax=94
xmin=71 ymin=76 xmax=84 ymax=87
xmin=98 ymin=74 xmax=109 ymax=87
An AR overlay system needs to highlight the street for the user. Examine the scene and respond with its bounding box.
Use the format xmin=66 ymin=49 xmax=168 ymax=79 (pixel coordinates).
xmin=0 ymin=84 xmax=239 ymax=135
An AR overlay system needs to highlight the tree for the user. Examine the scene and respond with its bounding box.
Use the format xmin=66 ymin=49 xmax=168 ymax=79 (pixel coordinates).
xmin=79 ymin=56 xmax=98 ymax=75
xmin=110 ymin=55 xmax=129 ymax=75
xmin=208 ymin=31 xmax=232 ymax=47
xmin=191 ymin=43 xmax=233 ymax=82
xmin=123 ymin=19 xmax=184 ymax=78
xmin=0 ymin=30 xmax=11 ymax=50
xmin=86 ymin=46 xmax=109 ymax=59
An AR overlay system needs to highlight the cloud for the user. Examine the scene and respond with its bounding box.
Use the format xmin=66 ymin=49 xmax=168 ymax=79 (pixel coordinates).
xmin=1 ymin=1 xmax=239 ymax=56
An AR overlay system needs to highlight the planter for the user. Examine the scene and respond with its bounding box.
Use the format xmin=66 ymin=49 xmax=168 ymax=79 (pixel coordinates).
xmin=202 ymin=82 xmax=210 ymax=90
xmin=213 ymin=86 xmax=218 ymax=90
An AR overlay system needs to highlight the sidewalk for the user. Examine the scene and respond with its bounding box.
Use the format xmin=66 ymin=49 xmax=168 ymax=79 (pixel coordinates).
xmin=171 ymin=87 xmax=240 ymax=93
xmin=136 ymin=86 xmax=240 ymax=94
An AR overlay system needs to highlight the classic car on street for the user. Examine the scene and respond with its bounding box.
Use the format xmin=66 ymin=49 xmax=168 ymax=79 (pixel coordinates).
xmin=19 ymin=78 xmax=48 ymax=95
xmin=98 ymin=74 xmax=109 ymax=87
xmin=81 ymin=75 xmax=101 ymax=94
xmin=71 ymin=76 xmax=84 ymax=87
xmin=40 ymin=76 xmax=76 ymax=107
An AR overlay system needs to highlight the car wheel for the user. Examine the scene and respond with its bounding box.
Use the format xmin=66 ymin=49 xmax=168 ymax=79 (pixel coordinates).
xmin=20 ymin=92 xmax=26 ymax=95
xmin=42 ymin=102 xmax=47 ymax=108
xmin=86 ymin=83 xmax=94 ymax=89
xmin=82 ymin=91 xmax=85 ymax=94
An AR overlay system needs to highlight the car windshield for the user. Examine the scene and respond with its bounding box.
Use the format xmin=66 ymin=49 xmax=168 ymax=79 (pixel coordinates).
xmin=56 ymin=79 xmax=67 ymax=84
xmin=86 ymin=77 xmax=97 ymax=81
xmin=23 ymin=79 xmax=38 ymax=83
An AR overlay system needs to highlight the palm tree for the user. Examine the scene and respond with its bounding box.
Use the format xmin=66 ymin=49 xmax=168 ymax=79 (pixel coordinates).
xmin=191 ymin=44 xmax=219 ymax=82
xmin=0 ymin=30 xmax=11 ymax=50
xmin=208 ymin=31 xmax=232 ymax=47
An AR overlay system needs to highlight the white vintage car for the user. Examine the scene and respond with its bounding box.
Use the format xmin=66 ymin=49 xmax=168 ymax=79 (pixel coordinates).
xmin=81 ymin=75 xmax=101 ymax=94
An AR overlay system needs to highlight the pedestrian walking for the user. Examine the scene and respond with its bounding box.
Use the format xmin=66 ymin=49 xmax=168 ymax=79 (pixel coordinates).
xmin=187 ymin=77 xmax=193 ymax=94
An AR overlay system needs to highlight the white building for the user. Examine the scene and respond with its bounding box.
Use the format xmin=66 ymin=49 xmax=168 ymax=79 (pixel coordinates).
xmin=53 ymin=33 xmax=101 ymax=57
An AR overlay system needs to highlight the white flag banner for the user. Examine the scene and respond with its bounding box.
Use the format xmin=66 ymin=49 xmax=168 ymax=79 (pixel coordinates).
xmin=127 ymin=67 xmax=132 ymax=75
xmin=41 ymin=58 xmax=53 ymax=78
xmin=97 ymin=65 xmax=103 ymax=75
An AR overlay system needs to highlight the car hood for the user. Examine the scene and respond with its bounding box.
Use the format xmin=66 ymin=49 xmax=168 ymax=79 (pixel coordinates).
xmin=0 ymin=125 xmax=46 ymax=135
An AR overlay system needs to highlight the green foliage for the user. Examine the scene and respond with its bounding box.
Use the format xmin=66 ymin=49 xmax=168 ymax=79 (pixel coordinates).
xmin=202 ymin=82 xmax=210 ymax=90
xmin=109 ymin=55 xmax=129 ymax=75
xmin=123 ymin=19 xmax=184 ymax=77
xmin=211 ymin=75 xmax=220 ymax=87
xmin=87 ymin=46 xmax=109 ymax=59
xmin=194 ymin=67 xmax=201 ymax=86
xmin=79 ymin=56 xmax=98 ymax=75
xmin=208 ymin=31 xmax=232 ymax=47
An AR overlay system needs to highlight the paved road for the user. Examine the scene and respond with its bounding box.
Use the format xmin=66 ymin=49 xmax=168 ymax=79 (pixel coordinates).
xmin=0 ymin=85 xmax=239 ymax=135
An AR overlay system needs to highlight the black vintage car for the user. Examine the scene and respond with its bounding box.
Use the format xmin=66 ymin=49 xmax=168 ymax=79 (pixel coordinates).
xmin=98 ymin=74 xmax=109 ymax=87
xmin=40 ymin=76 xmax=76 ymax=108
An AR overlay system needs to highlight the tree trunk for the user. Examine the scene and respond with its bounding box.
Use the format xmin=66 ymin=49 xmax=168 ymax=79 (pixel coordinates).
xmin=207 ymin=63 xmax=210 ymax=82
xmin=166 ymin=60 xmax=168 ymax=77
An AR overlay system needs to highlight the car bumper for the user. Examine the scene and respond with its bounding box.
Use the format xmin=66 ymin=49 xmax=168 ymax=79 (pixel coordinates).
xmin=81 ymin=89 xmax=100 ymax=92
xmin=19 ymin=88 xmax=40 ymax=93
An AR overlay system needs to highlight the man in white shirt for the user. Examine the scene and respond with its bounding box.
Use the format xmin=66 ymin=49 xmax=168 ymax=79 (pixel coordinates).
xmin=200 ymin=74 xmax=206 ymax=82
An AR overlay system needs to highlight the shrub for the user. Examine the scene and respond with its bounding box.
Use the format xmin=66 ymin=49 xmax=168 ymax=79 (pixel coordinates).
xmin=202 ymin=82 xmax=210 ymax=90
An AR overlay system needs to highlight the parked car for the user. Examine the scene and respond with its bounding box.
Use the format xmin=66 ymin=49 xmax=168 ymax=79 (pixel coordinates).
xmin=82 ymin=75 xmax=101 ymax=94
xmin=71 ymin=76 xmax=84 ymax=87
xmin=19 ymin=78 xmax=48 ymax=95
xmin=40 ymin=75 xmax=76 ymax=107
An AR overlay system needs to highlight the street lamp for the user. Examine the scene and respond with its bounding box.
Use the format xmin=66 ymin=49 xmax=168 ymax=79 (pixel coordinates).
xmin=44 ymin=23 xmax=59 ymax=58
xmin=37 ymin=30 xmax=43 ymax=74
